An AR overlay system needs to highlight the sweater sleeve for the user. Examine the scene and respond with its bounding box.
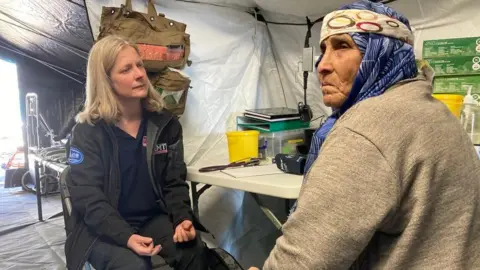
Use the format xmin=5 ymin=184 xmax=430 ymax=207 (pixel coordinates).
xmin=263 ymin=126 xmax=399 ymax=270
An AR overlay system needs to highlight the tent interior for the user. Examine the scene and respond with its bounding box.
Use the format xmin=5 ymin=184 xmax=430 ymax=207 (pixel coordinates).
xmin=0 ymin=0 xmax=479 ymax=269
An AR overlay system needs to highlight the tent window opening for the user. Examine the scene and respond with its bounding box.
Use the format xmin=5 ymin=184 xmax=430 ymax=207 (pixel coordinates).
xmin=0 ymin=58 xmax=23 ymax=170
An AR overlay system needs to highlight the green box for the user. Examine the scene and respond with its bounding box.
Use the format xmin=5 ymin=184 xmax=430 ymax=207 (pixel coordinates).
xmin=236 ymin=116 xmax=309 ymax=133
xmin=433 ymin=75 xmax=480 ymax=95
xmin=425 ymin=56 xmax=480 ymax=76
xmin=423 ymin=37 xmax=480 ymax=58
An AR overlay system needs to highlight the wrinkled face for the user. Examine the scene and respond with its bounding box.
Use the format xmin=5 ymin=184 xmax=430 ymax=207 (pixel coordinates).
xmin=317 ymin=34 xmax=362 ymax=109
xmin=109 ymin=46 xmax=148 ymax=100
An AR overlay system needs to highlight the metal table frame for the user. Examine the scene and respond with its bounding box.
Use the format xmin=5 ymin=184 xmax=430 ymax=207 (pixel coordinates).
xmin=33 ymin=162 xmax=299 ymax=228
xmin=31 ymin=155 xmax=67 ymax=221
xmin=191 ymin=182 xmax=293 ymax=229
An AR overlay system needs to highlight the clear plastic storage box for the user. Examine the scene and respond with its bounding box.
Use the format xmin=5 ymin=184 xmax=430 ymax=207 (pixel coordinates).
xmin=258 ymin=129 xmax=306 ymax=162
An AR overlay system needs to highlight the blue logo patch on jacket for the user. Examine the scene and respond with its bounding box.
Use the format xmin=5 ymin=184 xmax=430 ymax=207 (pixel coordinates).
xmin=69 ymin=147 xmax=84 ymax=165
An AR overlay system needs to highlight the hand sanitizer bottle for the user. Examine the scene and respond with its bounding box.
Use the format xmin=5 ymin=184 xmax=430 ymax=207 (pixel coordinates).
xmin=460 ymin=86 xmax=480 ymax=158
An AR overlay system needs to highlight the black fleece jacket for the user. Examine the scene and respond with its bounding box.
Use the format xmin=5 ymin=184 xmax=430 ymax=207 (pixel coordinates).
xmin=64 ymin=109 xmax=206 ymax=270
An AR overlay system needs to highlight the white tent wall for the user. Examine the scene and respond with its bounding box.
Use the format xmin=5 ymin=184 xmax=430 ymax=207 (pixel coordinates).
xmin=261 ymin=11 xmax=330 ymax=125
xmin=85 ymin=0 xmax=480 ymax=268
xmin=261 ymin=0 xmax=480 ymax=128
xmin=390 ymin=0 xmax=480 ymax=58
xmin=86 ymin=0 xmax=289 ymax=166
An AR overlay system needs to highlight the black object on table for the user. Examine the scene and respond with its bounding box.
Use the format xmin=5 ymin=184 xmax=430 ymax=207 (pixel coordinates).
xmin=274 ymin=154 xmax=306 ymax=175
xmin=197 ymin=158 xmax=260 ymax=173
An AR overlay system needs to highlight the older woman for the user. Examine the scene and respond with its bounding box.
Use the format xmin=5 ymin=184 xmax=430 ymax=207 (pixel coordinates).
xmin=253 ymin=1 xmax=480 ymax=269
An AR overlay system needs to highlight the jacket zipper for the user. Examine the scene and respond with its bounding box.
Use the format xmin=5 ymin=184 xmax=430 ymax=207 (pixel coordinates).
xmin=151 ymin=116 xmax=172 ymax=202
xmin=150 ymin=117 xmax=211 ymax=235
xmin=77 ymin=237 xmax=98 ymax=270
xmin=112 ymin=132 xmax=122 ymax=208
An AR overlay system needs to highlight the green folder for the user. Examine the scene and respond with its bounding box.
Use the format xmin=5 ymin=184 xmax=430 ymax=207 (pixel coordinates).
xmin=236 ymin=116 xmax=310 ymax=133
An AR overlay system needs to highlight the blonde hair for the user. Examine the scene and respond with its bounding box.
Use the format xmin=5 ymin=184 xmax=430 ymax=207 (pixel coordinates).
xmin=77 ymin=35 xmax=164 ymax=125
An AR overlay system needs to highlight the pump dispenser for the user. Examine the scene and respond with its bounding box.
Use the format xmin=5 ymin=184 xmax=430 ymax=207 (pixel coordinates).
xmin=460 ymin=86 xmax=480 ymax=145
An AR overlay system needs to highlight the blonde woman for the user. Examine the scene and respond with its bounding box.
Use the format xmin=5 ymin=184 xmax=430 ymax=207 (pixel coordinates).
xmin=64 ymin=35 xmax=208 ymax=270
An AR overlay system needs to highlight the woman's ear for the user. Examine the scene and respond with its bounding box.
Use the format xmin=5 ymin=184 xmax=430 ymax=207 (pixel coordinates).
xmin=106 ymin=75 xmax=114 ymax=90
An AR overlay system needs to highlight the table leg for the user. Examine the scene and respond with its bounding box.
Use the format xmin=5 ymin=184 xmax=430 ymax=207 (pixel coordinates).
xmin=35 ymin=161 xmax=43 ymax=221
xmin=191 ymin=182 xmax=212 ymax=218
xmin=49 ymin=211 xmax=64 ymax=220
xmin=250 ymin=193 xmax=283 ymax=230
xmin=191 ymin=182 xmax=200 ymax=217
xmin=285 ymin=199 xmax=292 ymax=216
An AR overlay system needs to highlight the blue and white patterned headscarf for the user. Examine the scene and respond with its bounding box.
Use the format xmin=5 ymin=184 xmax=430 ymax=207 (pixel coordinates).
xmin=291 ymin=1 xmax=417 ymax=213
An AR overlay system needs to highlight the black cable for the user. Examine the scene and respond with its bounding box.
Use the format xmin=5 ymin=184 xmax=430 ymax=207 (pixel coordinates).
xmin=310 ymin=115 xmax=327 ymax=123
xmin=303 ymin=71 xmax=308 ymax=105
xmin=379 ymin=0 xmax=397 ymax=4
xmin=264 ymin=21 xmax=308 ymax=26
xmin=64 ymin=0 xmax=84 ymax=8
xmin=304 ymin=17 xmax=313 ymax=48
xmin=303 ymin=17 xmax=314 ymax=106
xmin=296 ymin=16 xmax=316 ymax=121
xmin=175 ymin=0 xmax=249 ymax=11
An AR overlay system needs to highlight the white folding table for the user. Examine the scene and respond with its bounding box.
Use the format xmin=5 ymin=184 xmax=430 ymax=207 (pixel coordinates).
xmin=187 ymin=166 xmax=303 ymax=229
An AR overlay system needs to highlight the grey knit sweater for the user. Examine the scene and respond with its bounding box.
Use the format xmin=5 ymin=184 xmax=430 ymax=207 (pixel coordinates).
xmin=263 ymin=77 xmax=480 ymax=269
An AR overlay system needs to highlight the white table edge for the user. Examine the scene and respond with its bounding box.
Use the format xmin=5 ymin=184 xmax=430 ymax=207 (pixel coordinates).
xmin=186 ymin=166 xmax=302 ymax=199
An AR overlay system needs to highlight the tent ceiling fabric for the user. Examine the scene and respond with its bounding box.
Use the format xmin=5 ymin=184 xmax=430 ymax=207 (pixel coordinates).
xmin=254 ymin=0 xmax=351 ymax=17
xmin=0 ymin=0 xmax=92 ymax=81
xmin=0 ymin=0 xmax=355 ymax=84
xmin=1 ymin=0 xmax=478 ymax=84
xmin=172 ymin=0 xmax=349 ymax=17
xmin=0 ymin=0 xmax=380 ymax=84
